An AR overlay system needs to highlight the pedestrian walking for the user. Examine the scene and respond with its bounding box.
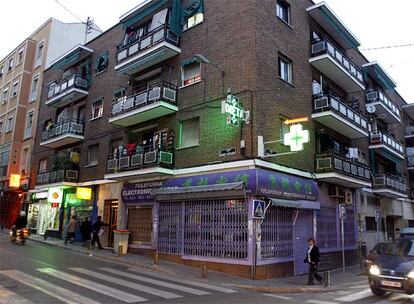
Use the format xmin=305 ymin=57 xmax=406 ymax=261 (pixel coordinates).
xmin=304 ymin=237 xmax=323 ymax=285
xmin=80 ymin=217 xmax=92 ymax=249
xmin=65 ymin=216 xmax=77 ymax=245
xmin=91 ymin=216 xmax=108 ymax=249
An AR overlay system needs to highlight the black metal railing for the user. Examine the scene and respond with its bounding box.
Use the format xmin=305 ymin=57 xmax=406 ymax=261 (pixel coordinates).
xmin=373 ymin=174 xmax=407 ymax=194
xmin=313 ymin=92 xmax=368 ymax=131
xmin=315 ymin=153 xmax=371 ymax=181
xmin=111 ymin=81 xmax=177 ymax=117
xmin=369 ymin=130 xmax=404 ymax=156
xmin=366 ymin=89 xmax=401 ymax=121
xmin=46 ymin=74 xmax=89 ymax=102
xmin=41 ymin=119 xmax=84 ymax=142
xmin=36 ymin=169 xmax=79 ymax=185
xmin=106 ymin=145 xmax=174 ymax=173
xmin=116 ymin=24 xmax=179 ymax=64
xmin=310 ymin=39 xmax=364 ymax=86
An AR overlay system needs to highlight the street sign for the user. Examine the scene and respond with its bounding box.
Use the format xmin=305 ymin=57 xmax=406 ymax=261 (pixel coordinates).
xmin=252 ymin=200 xmax=266 ymax=219
xmin=375 ymin=210 xmax=382 ymax=223
xmin=339 ymin=204 xmax=346 ymax=220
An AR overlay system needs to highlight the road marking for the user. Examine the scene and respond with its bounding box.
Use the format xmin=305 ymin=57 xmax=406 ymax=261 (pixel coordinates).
xmin=334 ymin=288 xmax=372 ymax=302
xmin=306 ymin=300 xmax=337 ymax=304
xmin=264 ymin=293 xmax=292 ymax=300
xmin=0 ymin=270 xmax=100 ymax=304
xmin=100 ymin=268 xmax=210 ymax=296
xmin=37 ymin=268 xmax=146 ymax=303
xmin=126 ymin=267 xmax=237 ymax=293
xmin=0 ymin=284 xmax=34 ymax=304
xmin=374 ymin=294 xmax=407 ymax=304
xmin=70 ymin=268 xmax=181 ymax=299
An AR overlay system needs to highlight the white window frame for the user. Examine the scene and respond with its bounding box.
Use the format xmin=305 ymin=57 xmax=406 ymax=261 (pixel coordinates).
xmin=276 ymin=0 xmax=291 ymax=25
xmin=24 ymin=110 xmax=35 ymax=140
xmin=278 ymin=55 xmax=292 ymax=83
xmin=30 ymin=74 xmax=40 ymax=102
xmin=183 ymin=12 xmax=204 ymax=31
xmin=181 ymin=62 xmax=202 ymax=87
xmin=2 ymin=87 xmax=9 ymax=103
xmin=35 ymin=41 xmax=44 ymax=68
xmin=17 ymin=48 xmax=24 ymax=65
xmin=91 ymin=98 xmax=104 ymax=120
xmin=86 ymin=144 xmax=99 ymax=166
xmin=5 ymin=116 xmax=14 ymax=133
xmin=39 ymin=158 xmax=47 ymax=173
xmin=0 ymin=65 xmax=4 ymax=77
xmin=20 ymin=145 xmax=30 ymax=174
xmin=179 ymin=117 xmax=200 ymax=149
xmin=12 ymin=81 xmax=19 ymax=97
xmin=8 ymin=57 xmax=13 ymax=71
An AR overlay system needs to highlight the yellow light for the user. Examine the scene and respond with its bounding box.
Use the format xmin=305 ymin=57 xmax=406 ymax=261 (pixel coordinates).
xmin=284 ymin=117 xmax=309 ymax=125
xmin=76 ymin=187 xmax=92 ymax=200
xmin=9 ymin=174 xmax=21 ymax=188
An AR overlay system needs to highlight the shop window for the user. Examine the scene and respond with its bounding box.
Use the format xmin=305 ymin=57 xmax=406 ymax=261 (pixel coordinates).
xmin=94 ymin=51 xmax=108 ymax=75
xmin=86 ymin=144 xmax=99 ymax=166
xmin=127 ymin=207 xmax=153 ymax=243
xmin=91 ymin=98 xmax=104 ymax=119
xmin=276 ymin=0 xmax=290 ymax=25
xmin=278 ymin=54 xmax=292 ymax=83
xmin=181 ymin=62 xmax=201 ymax=86
xmin=317 ymin=207 xmax=338 ymax=249
xmin=179 ymin=117 xmax=199 ymax=148
xmin=365 ymin=217 xmax=376 ymax=231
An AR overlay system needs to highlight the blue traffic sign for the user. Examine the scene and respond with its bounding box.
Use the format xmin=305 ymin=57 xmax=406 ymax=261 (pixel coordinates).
xmin=253 ymin=200 xmax=266 ymax=219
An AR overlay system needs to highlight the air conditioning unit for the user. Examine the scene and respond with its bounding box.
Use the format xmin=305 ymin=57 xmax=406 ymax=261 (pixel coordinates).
xmin=314 ymin=97 xmax=329 ymax=109
xmin=366 ymin=91 xmax=379 ymax=101
xmin=329 ymin=185 xmax=345 ymax=198
xmin=345 ymin=191 xmax=353 ymax=205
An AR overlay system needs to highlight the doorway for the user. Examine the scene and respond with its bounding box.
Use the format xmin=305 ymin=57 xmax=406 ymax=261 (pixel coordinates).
xmin=104 ymin=200 xmax=118 ymax=247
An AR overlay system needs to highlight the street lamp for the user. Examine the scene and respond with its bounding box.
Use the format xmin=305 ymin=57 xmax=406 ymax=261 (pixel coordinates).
xmin=193 ymin=54 xmax=225 ymax=95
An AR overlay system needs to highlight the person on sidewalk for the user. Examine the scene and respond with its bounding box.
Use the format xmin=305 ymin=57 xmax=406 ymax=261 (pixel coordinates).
xmin=304 ymin=237 xmax=323 ymax=285
xmin=65 ymin=216 xmax=77 ymax=245
xmin=80 ymin=217 xmax=92 ymax=249
xmin=91 ymin=216 xmax=108 ymax=249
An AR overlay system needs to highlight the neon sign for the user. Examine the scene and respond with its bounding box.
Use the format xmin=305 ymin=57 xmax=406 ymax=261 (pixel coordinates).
xmin=221 ymin=95 xmax=249 ymax=125
xmin=283 ymin=124 xmax=309 ymax=152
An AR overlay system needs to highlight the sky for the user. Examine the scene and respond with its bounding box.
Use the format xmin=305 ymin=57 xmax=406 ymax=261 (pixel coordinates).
xmin=0 ymin=0 xmax=413 ymax=102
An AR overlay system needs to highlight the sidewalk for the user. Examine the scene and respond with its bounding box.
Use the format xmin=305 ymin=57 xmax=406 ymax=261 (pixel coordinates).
xmin=6 ymin=230 xmax=368 ymax=294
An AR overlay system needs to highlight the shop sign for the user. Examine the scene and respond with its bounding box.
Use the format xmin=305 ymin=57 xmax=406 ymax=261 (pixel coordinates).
xmin=76 ymin=187 xmax=92 ymax=200
xmin=48 ymin=187 xmax=63 ymax=203
xmin=283 ymin=124 xmax=309 ymax=152
xmin=9 ymin=174 xmax=21 ymax=188
xmin=122 ymin=181 xmax=164 ymax=204
xmin=221 ymin=94 xmax=249 ymax=125
xmin=51 ymin=202 xmax=60 ymax=208
xmin=32 ymin=192 xmax=48 ymax=200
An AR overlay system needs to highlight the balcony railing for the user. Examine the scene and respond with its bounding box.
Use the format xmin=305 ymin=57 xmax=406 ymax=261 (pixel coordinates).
xmin=111 ymin=81 xmax=177 ymax=117
xmin=366 ymin=89 xmax=401 ymax=121
xmin=41 ymin=119 xmax=84 ymax=142
xmin=369 ymin=130 xmax=404 ymax=156
xmin=36 ymin=169 xmax=79 ymax=185
xmin=106 ymin=145 xmax=173 ymax=173
xmin=310 ymin=39 xmax=364 ymax=86
xmin=116 ymin=25 xmax=179 ymax=64
xmin=373 ymin=174 xmax=407 ymax=194
xmin=313 ymin=93 xmax=368 ymax=130
xmin=46 ymin=74 xmax=89 ymax=102
xmin=315 ymin=153 xmax=371 ymax=181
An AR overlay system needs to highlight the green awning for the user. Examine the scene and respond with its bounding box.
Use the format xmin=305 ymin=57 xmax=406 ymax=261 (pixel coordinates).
xmin=169 ymin=0 xmax=182 ymax=36
xmin=122 ymin=0 xmax=168 ymax=28
xmin=362 ymin=62 xmax=397 ymax=90
xmin=181 ymin=57 xmax=197 ymax=66
xmin=183 ymin=0 xmax=204 ymax=18
xmin=269 ymin=198 xmax=301 ymax=208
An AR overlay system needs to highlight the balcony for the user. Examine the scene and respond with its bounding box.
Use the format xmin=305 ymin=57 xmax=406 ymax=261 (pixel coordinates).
xmin=366 ymin=89 xmax=402 ymax=124
xmin=40 ymin=119 xmax=84 ymax=149
xmin=36 ymin=169 xmax=79 ymax=187
xmin=310 ymin=40 xmax=365 ymax=93
xmin=45 ymin=74 xmax=89 ymax=107
xmin=372 ymin=174 xmax=407 ymax=198
xmin=109 ymin=81 xmax=178 ymax=126
xmin=408 ymin=155 xmax=414 ymax=170
xmin=315 ymin=153 xmax=372 ymax=188
xmin=115 ymin=25 xmax=181 ymax=75
xmin=312 ymin=93 xmax=369 ymax=139
xmin=369 ymin=130 xmax=405 ymax=160
xmin=105 ymin=146 xmax=174 ymax=179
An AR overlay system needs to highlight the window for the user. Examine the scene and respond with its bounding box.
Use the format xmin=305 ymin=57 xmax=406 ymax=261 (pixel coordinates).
xmin=278 ymin=55 xmax=292 ymax=83
xmin=35 ymin=42 xmax=44 ymax=67
xmin=179 ymin=118 xmax=199 ymax=148
xmin=18 ymin=49 xmax=24 ymax=64
xmin=20 ymin=147 xmax=29 ymax=174
xmin=1 ymin=88 xmax=8 ymax=103
xmin=91 ymin=98 xmax=104 ymax=119
xmin=0 ymin=149 xmax=10 ymax=177
xmin=365 ymin=217 xmax=376 ymax=231
xmin=25 ymin=111 xmax=34 ymax=137
xmin=183 ymin=12 xmax=204 ymax=30
xmin=0 ymin=121 xmax=3 ymax=136
xmin=8 ymin=58 xmax=13 ymax=71
xmin=86 ymin=144 xmax=99 ymax=166
xmin=30 ymin=75 xmax=39 ymax=102
xmin=0 ymin=66 xmax=3 ymax=78
xmin=5 ymin=116 xmax=13 ymax=133
xmin=12 ymin=81 xmax=19 ymax=97
xmin=94 ymin=52 xmax=108 ymax=74
xmin=276 ymin=0 xmax=290 ymax=24
xmin=38 ymin=158 xmax=47 ymax=173
xmin=182 ymin=63 xmax=201 ymax=86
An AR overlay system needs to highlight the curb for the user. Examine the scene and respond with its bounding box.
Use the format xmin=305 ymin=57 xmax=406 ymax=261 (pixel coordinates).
xmin=231 ymin=284 xmax=331 ymax=294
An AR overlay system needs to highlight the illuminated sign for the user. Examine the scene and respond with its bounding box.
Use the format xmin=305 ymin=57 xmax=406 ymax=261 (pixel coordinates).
xmin=48 ymin=187 xmax=63 ymax=203
xmin=32 ymin=192 xmax=48 ymax=200
xmin=9 ymin=174 xmax=21 ymax=188
xmin=284 ymin=117 xmax=309 ymax=125
xmin=221 ymin=94 xmax=249 ymax=125
xmin=76 ymin=187 xmax=92 ymax=200
xmin=283 ymin=124 xmax=309 ymax=152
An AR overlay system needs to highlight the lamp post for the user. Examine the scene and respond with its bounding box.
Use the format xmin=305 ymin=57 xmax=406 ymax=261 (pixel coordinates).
xmin=193 ymin=54 xmax=225 ymax=95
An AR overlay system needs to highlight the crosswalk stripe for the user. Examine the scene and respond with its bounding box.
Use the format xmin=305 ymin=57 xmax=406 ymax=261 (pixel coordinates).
xmin=0 ymin=270 xmax=100 ymax=304
xmin=0 ymin=284 xmax=34 ymax=304
xmin=37 ymin=268 xmax=146 ymax=303
xmin=334 ymin=288 xmax=372 ymax=302
xmin=264 ymin=293 xmax=292 ymax=300
xmin=374 ymin=294 xmax=407 ymax=304
xmin=100 ymin=268 xmax=210 ymax=296
xmin=70 ymin=268 xmax=181 ymax=299
xmin=126 ymin=267 xmax=237 ymax=293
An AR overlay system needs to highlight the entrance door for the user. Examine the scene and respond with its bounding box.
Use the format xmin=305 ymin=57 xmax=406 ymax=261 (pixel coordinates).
xmin=294 ymin=210 xmax=314 ymax=275
xmin=104 ymin=200 xmax=118 ymax=247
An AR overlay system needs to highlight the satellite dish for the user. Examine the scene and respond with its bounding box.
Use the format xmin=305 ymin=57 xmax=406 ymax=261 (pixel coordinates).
xmin=366 ymin=104 xmax=376 ymax=114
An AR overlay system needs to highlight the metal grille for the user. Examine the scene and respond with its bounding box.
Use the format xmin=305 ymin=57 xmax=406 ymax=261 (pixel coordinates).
xmin=317 ymin=207 xmax=337 ymax=249
xmin=128 ymin=207 xmax=152 ymax=243
xmin=183 ymin=200 xmax=248 ymax=260
xmin=261 ymin=207 xmax=293 ymax=259
xmin=158 ymin=203 xmax=183 ymax=254
xmin=344 ymin=209 xmax=356 ymax=247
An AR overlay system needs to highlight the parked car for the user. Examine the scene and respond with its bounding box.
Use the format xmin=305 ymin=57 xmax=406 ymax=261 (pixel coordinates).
xmin=365 ymin=242 xmax=397 ymax=271
xmin=368 ymin=238 xmax=414 ymax=296
xmin=400 ymin=228 xmax=414 ymax=238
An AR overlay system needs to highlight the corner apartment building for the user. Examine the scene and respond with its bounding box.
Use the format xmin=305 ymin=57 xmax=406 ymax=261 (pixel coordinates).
xmin=31 ymin=0 xmax=413 ymax=279
xmin=0 ymin=18 xmax=100 ymax=228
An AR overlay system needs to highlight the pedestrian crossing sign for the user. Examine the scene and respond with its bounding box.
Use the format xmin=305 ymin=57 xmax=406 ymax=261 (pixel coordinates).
xmin=253 ymin=200 xmax=266 ymax=219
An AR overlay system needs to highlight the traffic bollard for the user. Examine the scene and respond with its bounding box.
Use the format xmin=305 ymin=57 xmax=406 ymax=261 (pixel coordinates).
xmin=153 ymin=251 xmax=159 ymax=266
xmin=202 ymin=262 xmax=207 ymax=278
xmin=324 ymin=270 xmax=331 ymax=287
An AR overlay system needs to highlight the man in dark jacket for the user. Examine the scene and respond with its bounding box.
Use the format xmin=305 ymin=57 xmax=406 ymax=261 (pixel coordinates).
xmin=12 ymin=211 xmax=28 ymax=237
xmin=91 ymin=216 xmax=108 ymax=249
xmin=80 ymin=217 xmax=92 ymax=249
xmin=304 ymin=238 xmax=323 ymax=285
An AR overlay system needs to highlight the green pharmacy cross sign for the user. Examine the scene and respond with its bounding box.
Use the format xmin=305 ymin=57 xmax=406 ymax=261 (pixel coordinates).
xmin=221 ymin=94 xmax=249 ymax=125
xmin=283 ymin=124 xmax=309 ymax=152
